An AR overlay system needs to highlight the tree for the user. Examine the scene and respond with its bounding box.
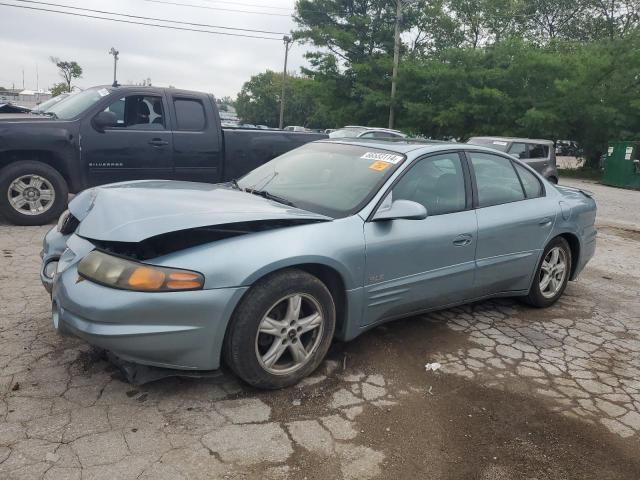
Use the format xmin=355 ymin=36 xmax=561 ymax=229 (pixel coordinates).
xmin=50 ymin=83 xmax=68 ymax=97
xmin=49 ymin=57 xmax=83 ymax=92
xmin=235 ymin=71 xmax=324 ymax=128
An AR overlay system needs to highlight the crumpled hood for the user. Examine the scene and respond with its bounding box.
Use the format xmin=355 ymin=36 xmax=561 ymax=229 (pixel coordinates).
xmin=70 ymin=180 xmax=331 ymax=242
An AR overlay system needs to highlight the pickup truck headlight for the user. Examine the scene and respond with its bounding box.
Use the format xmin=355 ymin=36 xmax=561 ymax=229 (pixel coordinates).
xmin=78 ymin=251 xmax=204 ymax=292
xmin=56 ymin=210 xmax=70 ymax=232
xmin=57 ymin=209 xmax=80 ymax=235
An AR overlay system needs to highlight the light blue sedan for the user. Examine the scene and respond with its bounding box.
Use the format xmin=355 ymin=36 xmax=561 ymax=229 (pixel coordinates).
xmin=41 ymin=140 xmax=597 ymax=389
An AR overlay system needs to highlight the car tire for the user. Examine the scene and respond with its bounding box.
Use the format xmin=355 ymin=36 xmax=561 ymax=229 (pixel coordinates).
xmin=547 ymin=176 xmax=558 ymax=184
xmin=0 ymin=161 xmax=68 ymax=226
xmin=522 ymin=237 xmax=572 ymax=308
xmin=223 ymin=269 xmax=336 ymax=389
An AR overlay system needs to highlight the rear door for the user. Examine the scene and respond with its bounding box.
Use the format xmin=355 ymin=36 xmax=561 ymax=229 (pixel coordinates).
xmin=467 ymin=150 xmax=557 ymax=295
xmin=168 ymin=94 xmax=222 ymax=183
xmin=81 ymin=92 xmax=173 ymax=186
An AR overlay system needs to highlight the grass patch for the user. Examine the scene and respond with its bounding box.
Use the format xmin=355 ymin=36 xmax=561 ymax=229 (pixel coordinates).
xmin=558 ymin=167 xmax=602 ymax=181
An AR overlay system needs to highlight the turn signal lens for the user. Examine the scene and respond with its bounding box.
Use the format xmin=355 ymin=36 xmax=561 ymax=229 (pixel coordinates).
xmin=166 ymin=271 xmax=203 ymax=290
xmin=128 ymin=267 xmax=166 ymax=290
xmin=78 ymin=250 xmax=204 ymax=292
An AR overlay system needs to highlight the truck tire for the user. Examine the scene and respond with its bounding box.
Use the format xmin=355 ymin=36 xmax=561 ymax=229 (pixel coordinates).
xmin=0 ymin=161 xmax=69 ymax=226
xmin=224 ymin=269 xmax=336 ymax=389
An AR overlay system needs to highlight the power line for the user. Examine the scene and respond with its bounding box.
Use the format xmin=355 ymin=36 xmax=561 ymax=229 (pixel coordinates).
xmin=0 ymin=2 xmax=284 ymax=39
xmin=12 ymin=0 xmax=287 ymax=35
xmin=197 ymin=0 xmax=292 ymax=11
xmin=141 ymin=0 xmax=290 ymax=17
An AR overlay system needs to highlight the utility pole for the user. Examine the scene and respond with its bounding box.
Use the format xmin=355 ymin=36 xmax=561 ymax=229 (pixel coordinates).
xmin=388 ymin=0 xmax=403 ymax=129
xmin=389 ymin=0 xmax=416 ymax=129
xmin=279 ymin=35 xmax=292 ymax=130
xmin=109 ymin=47 xmax=120 ymax=87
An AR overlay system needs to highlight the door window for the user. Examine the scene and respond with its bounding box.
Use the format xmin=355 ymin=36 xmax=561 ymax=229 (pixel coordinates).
xmin=174 ymin=98 xmax=206 ymax=131
xmin=514 ymin=163 xmax=543 ymax=198
xmin=468 ymin=152 xmax=525 ymax=207
xmin=528 ymin=144 xmax=549 ymax=159
xmin=508 ymin=142 xmax=528 ymax=159
xmin=101 ymin=95 xmax=165 ymax=129
xmin=391 ymin=153 xmax=466 ymax=216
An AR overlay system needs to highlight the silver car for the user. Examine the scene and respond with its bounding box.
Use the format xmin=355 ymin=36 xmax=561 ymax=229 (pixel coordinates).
xmin=329 ymin=126 xmax=407 ymax=140
xmin=467 ymin=136 xmax=559 ymax=184
xmin=41 ymin=140 xmax=596 ymax=388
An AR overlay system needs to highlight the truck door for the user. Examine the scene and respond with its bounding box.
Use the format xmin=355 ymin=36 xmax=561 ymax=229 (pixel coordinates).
xmin=81 ymin=93 xmax=173 ymax=186
xmin=168 ymin=94 xmax=223 ymax=183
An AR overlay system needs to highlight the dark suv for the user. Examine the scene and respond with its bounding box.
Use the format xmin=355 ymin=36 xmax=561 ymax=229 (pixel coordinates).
xmin=467 ymin=137 xmax=558 ymax=184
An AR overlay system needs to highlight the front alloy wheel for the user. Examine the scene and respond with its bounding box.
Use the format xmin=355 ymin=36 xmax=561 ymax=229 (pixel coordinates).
xmin=8 ymin=174 xmax=56 ymax=216
xmin=224 ymin=269 xmax=336 ymax=389
xmin=256 ymin=294 xmax=324 ymax=375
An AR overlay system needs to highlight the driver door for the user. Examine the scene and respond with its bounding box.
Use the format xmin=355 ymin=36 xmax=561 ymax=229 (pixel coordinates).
xmin=362 ymin=152 xmax=477 ymax=326
xmin=80 ymin=93 xmax=173 ymax=186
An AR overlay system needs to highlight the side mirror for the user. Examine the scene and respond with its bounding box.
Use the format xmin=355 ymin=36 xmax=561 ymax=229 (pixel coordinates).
xmin=372 ymin=199 xmax=427 ymax=221
xmin=93 ymin=111 xmax=118 ymax=132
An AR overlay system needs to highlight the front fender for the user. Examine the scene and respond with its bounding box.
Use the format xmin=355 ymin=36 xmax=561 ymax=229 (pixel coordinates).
xmin=150 ymin=215 xmax=366 ymax=291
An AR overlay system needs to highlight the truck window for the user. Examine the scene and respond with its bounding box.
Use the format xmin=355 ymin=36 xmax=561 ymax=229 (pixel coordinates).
xmin=102 ymin=95 xmax=165 ymax=129
xmin=174 ymin=98 xmax=206 ymax=131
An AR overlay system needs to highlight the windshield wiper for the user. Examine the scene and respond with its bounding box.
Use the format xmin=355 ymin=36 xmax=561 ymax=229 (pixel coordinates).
xmin=248 ymin=189 xmax=297 ymax=208
xmin=229 ymin=179 xmax=241 ymax=190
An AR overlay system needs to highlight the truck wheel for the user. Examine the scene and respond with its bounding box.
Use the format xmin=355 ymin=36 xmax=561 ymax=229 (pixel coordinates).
xmin=0 ymin=161 xmax=69 ymax=226
xmin=224 ymin=269 xmax=336 ymax=389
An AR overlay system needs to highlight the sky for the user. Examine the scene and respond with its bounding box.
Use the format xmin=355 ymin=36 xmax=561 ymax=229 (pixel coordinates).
xmin=0 ymin=0 xmax=307 ymax=98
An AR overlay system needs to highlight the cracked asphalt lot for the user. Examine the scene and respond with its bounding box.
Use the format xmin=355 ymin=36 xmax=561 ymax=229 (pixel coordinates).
xmin=1 ymin=179 xmax=639 ymax=479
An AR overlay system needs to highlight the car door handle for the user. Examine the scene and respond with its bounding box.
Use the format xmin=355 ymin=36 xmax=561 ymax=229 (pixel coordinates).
xmin=148 ymin=139 xmax=169 ymax=147
xmin=453 ymin=234 xmax=473 ymax=246
xmin=538 ymin=217 xmax=553 ymax=226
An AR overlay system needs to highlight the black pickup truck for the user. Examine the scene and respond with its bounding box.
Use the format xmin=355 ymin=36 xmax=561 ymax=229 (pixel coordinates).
xmin=0 ymin=85 xmax=326 ymax=225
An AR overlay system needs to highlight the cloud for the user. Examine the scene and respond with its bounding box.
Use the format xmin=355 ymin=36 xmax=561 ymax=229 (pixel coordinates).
xmin=0 ymin=0 xmax=307 ymax=97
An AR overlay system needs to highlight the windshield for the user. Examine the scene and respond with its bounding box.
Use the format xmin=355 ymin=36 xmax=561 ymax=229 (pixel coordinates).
xmin=329 ymin=128 xmax=366 ymax=139
xmin=46 ymin=87 xmax=109 ymax=120
xmin=467 ymin=138 xmax=509 ymax=152
xmin=237 ymin=142 xmax=405 ymax=218
xmin=32 ymin=94 xmax=69 ymax=113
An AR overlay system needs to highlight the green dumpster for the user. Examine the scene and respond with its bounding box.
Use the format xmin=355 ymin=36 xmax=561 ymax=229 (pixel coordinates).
xmin=603 ymin=141 xmax=640 ymax=190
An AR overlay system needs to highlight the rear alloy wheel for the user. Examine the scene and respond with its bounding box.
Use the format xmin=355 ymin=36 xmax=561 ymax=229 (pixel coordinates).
xmin=0 ymin=161 xmax=68 ymax=226
xmin=523 ymin=237 xmax=572 ymax=308
xmin=224 ymin=269 xmax=335 ymax=389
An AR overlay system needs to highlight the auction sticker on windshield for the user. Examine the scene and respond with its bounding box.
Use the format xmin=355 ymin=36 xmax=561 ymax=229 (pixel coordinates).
xmin=369 ymin=161 xmax=391 ymax=171
xmin=361 ymin=152 xmax=404 ymax=164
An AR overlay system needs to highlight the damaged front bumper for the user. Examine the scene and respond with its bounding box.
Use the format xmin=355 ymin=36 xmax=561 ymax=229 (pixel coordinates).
xmin=52 ymin=264 xmax=248 ymax=370
xmin=40 ymin=227 xmax=70 ymax=294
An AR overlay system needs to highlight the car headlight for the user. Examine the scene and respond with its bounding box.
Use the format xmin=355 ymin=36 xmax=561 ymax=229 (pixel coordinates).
xmin=78 ymin=250 xmax=204 ymax=292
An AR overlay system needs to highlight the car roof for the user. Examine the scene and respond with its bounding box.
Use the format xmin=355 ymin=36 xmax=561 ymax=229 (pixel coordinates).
xmin=320 ymin=138 xmax=507 ymax=155
xmin=469 ymin=136 xmax=554 ymax=145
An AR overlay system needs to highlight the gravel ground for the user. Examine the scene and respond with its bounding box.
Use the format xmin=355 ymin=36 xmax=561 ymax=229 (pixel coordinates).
xmin=0 ymin=178 xmax=639 ymax=479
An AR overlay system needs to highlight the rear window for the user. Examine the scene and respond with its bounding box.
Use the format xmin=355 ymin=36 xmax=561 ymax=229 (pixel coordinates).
xmin=529 ymin=144 xmax=549 ymax=159
xmin=174 ymin=98 xmax=206 ymax=131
